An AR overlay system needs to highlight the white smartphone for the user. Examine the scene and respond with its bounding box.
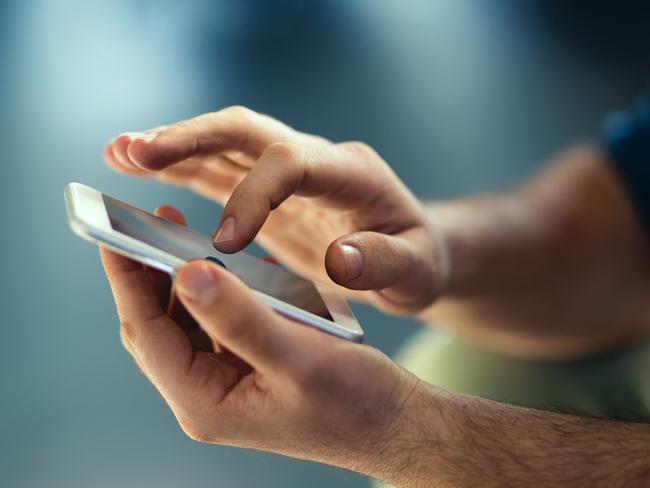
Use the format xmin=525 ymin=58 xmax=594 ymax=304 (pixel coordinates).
xmin=64 ymin=182 xmax=364 ymax=342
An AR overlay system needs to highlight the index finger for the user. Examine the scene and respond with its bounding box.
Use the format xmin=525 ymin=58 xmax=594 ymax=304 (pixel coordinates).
xmin=126 ymin=106 xmax=299 ymax=171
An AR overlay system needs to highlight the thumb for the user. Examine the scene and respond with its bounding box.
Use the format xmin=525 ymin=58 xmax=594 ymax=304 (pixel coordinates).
xmin=325 ymin=229 xmax=444 ymax=311
xmin=174 ymin=260 xmax=300 ymax=374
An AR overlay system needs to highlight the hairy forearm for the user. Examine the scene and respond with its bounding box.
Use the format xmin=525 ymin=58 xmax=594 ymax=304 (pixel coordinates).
xmin=377 ymin=381 xmax=650 ymax=487
xmin=420 ymin=146 xmax=650 ymax=357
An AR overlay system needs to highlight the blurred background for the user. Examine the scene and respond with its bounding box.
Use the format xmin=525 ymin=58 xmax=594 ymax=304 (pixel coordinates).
xmin=1 ymin=0 xmax=649 ymax=486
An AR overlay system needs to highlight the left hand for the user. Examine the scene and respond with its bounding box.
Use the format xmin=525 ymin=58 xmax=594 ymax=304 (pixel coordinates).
xmin=100 ymin=206 xmax=419 ymax=474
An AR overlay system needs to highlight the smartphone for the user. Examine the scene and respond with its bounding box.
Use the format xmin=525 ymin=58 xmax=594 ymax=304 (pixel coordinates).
xmin=64 ymin=182 xmax=364 ymax=342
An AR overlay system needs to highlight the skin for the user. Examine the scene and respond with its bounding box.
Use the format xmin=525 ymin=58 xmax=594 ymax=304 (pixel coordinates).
xmin=101 ymin=106 xmax=650 ymax=486
xmin=422 ymin=147 xmax=650 ymax=358
xmin=105 ymin=107 xmax=445 ymax=314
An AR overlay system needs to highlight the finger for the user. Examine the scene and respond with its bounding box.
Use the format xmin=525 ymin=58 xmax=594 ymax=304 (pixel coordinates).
xmin=100 ymin=247 xmax=193 ymax=380
xmin=155 ymin=159 xmax=246 ymax=203
xmin=154 ymin=204 xmax=187 ymax=226
xmin=212 ymin=142 xmax=358 ymax=253
xmin=104 ymin=141 xmax=147 ymax=177
xmin=261 ymin=255 xmax=280 ymax=265
xmin=126 ymin=106 xmax=298 ymax=171
xmin=174 ymin=260 xmax=303 ymax=376
xmin=147 ymin=206 xmax=217 ymax=351
xmin=145 ymin=205 xmax=187 ymax=305
xmin=156 ymin=157 xmax=245 ymax=185
xmin=324 ymin=228 xmax=441 ymax=310
xmin=112 ymin=133 xmax=150 ymax=174
xmin=100 ymin=248 xmax=242 ymax=413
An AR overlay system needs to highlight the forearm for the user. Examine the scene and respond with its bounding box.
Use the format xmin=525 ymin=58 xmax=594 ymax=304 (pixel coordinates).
xmin=420 ymin=146 xmax=650 ymax=357
xmin=376 ymin=381 xmax=650 ymax=487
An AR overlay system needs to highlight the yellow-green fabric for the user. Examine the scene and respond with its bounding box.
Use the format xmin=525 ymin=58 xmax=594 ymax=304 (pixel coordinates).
xmin=372 ymin=328 xmax=650 ymax=488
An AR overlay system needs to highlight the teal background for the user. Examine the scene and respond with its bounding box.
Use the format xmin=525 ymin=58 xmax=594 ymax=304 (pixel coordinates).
xmin=1 ymin=1 xmax=648 ymax=487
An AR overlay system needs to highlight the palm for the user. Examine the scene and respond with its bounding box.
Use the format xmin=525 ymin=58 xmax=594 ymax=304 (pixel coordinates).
xmin=256 ymin=200 xmax=353 ymax=280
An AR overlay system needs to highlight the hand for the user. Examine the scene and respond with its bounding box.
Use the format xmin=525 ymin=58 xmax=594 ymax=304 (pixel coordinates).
xmin=104 ymin=106 xmax=448 ymax=313
xmin=100 ymin=206 xmax=650 ymax=488
xmin=100 ymin=205 xmax=419 ymax=475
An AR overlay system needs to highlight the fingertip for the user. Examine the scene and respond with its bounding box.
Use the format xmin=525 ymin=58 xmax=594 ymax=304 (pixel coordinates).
xmin=103 ymin=141 xmax=114 ymax=159
xmin=175 ymin=258 xmax=260 ymax=312
xmin=104 ymin=142 xmax=128 ymax=172
xmin=175 ymin=259 xmax=227 ymax=308
xmin=325 ymin=233 xmax=393 ymax=290
xmin=211 ymin=241 xmax=239 ymax=254
xmin=211 ymin=186 xmax=269 ymax=253
xmin=261 ymin=255 xmax=280 ymax=265
xmin=211 ymin=235 xmax=250 ymax=255
xmin=175 ymin=258 xmax=292 ymax=373
xmin=127 ymin=137 xmax=156 ymax=169
xmin=154 ymin=205 xmax=187 ymax=226
xmin=103 ymin=142 xmax=119 ymax=168
xmin=127 ymin=131 xmax=174 ymax=170
xmin=340 ymin=244 xmax=363 ymax=281
xmin=325 ymin=240 xmax=352 ymax=285
xmin=110 ymin=133 xmax=150 ymax=174
xmin=212 ymin=216 xmax=244 ymax=253
xmin=113 ymin=133 xmax=135 ymax=161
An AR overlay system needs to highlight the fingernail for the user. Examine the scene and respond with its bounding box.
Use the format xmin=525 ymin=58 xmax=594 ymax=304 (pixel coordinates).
xmin=177 ymin=263 xmax=219 ymax=306
xmin=214 ymin=217 xmax=235 ymax=244
xmin=133 ymin=131 xmax=157 ymax=143
xmin=341 ymin=244 xmax=363 ymax=280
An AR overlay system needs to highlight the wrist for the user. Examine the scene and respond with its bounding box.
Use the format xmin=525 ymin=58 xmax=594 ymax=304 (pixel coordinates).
xmin=366 ymin=376 xmax=457 ymax=487
xmin=419 ymin=175 xmax=561 ymax=302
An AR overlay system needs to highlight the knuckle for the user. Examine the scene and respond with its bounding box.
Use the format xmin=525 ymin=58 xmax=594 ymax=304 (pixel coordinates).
xmin=178 ymin=418 xmax=213 ymax=443
xmin=119 ymin=321 xmax=135 ymax=351
xmin=380 ymin=233 xmax=401 ymax=255
xmin=170 ymin=118 xmax=193 ymax=132
xmin=115 ymin=133 xmax=133 ymax=145
xmin=119 ymin=331 xmax=131 ymax=351
xmin=221 ymin=105 xmax=255 ymax=120
xmin=169 ymin=117 xmax=208 ymax=137
xmin=159 ymin=119 xmax=196 ymax=145
xmin=340 ymin=140 xmax=376 ymax=159
xmin=380 ymin=235 xmax=408 ymax=270
xmin=263 ymin=141 xmax=304 ymax=163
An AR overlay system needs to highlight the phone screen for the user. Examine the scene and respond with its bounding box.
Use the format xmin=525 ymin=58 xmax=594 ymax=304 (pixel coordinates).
xmin=102 ymin=195 xmax=333 ymax=321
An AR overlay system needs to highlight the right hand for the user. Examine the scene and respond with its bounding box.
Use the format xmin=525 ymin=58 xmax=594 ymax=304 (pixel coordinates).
xmin=104 ymin=106 xmax=448 ymax=314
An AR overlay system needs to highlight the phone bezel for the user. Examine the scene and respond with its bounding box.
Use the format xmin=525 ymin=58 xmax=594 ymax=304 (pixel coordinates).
xmin=65 ymin=182 xmax=364 ymax=342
